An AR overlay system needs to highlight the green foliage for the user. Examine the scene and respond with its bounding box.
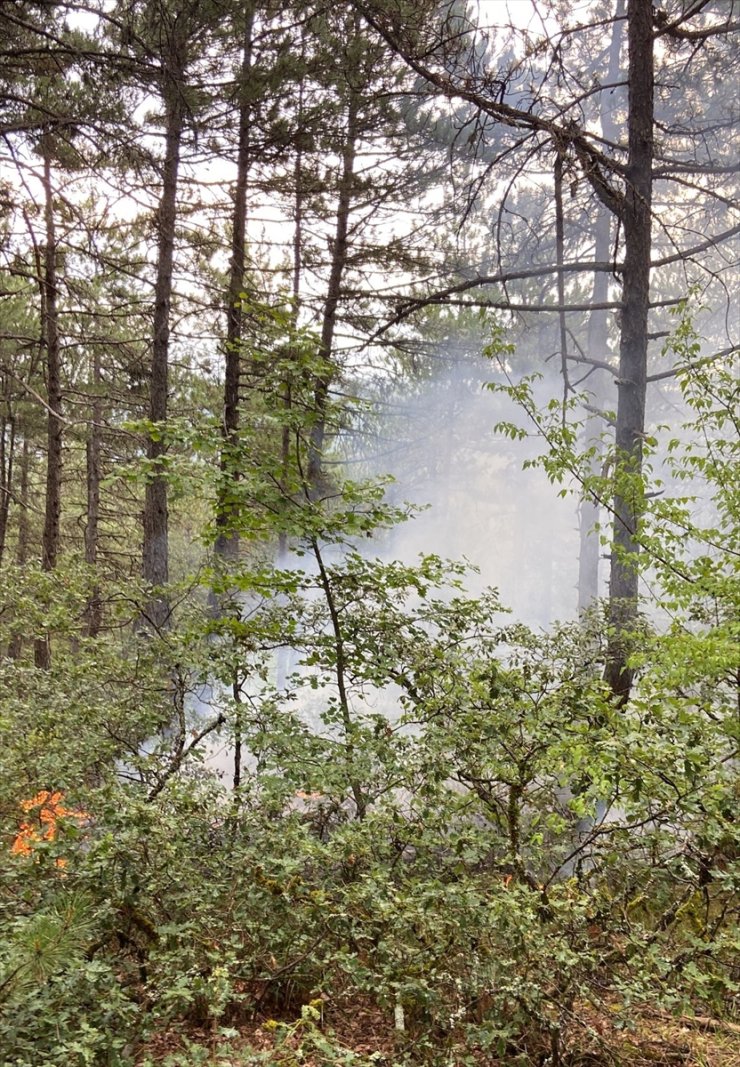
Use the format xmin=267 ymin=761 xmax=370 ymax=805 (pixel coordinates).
xmin=1 ymin=544 xmax=737 ymax=1063
xmin=1 ymin=308 xmax=738 ymax=1063
xmin=1 ymin=0 xmax=737 ymax=1059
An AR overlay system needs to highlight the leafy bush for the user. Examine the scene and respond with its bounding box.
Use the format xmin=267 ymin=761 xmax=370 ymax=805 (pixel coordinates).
xmin=0 ymin=332 xmax=738 ymax=1065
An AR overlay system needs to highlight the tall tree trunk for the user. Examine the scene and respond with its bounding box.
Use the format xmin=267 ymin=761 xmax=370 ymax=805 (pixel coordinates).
xmin=578 ymin=1 xmax=625 ymax=613
xmin=85 ymin=345 xmax=102 ymax=636
xmin=36 ymin=137 xmax=62 ymax=669
xmin=0 ymin=381 xmax=14 ymax=567
xmin=306 ymin=89 xmax=359 ymax=492
xmin=211 ymin=5 xmax=255 ymax=788
xmin=142 ymin=84 xmax=184 ymax=630
xmin=605 ymin=0 xmax=654 ymax=701
xmin=15 ymin=433 xmax=30 ymax=571
xmin=275 ymin=86 xmax=306 ymax=694
xmin=278 ymin=72 xmax=305 ymax=558
xmin=8 ymin=434 xmax=30 ymax=661
xmin=214 ymin=4 xmax=254 ymax=565
xmin=577 ymin=211 xmax=611 ymax=613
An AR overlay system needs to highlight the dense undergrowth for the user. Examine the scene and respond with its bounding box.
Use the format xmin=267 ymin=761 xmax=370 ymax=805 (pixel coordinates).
xmin=0 ymin=359 xmax=738 ymax=1066
xmin=1 ymin=586 xmax=737 ymax=1065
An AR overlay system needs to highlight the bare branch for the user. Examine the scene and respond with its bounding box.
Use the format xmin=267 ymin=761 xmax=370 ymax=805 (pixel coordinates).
xmin=646 ymin=346 xmax=738 ymax=383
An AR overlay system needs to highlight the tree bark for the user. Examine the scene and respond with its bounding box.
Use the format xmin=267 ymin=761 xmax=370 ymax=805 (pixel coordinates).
xmin=15 ymin=433 xmax=30 ymax=570
xmin=85 ymin=344 xmax=102 ymax=637
xmin=275 ymin=81 xmax=306 ymax=693
xmin=577 ymin=210 xmax=611 ymax=613
xmin=214 ymin=3 xmax=254 ymax=565
xmin=578 ymin=1 xmax=625 ymax=614
xmin=40 ymin=139 xmax=62 ymax=574
xmin=306 ymin=89 xmax=359 ymax=492
xmin=142 ymin=77 xmax=184 ymax=629
xmin=8 ymin=434 xmax=29 ymax=661
xmin=279 ymin=70 xmax=305 ymax=554
xmin=36 ymin=136 xmax=62 ymax=669
xmin=605 ymin=0 xmax=654 ymax=700
xmin=0 ymin=379 xmax=15 ymax=567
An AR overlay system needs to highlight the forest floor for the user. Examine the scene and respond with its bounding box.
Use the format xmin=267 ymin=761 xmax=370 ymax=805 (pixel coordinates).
xmin=138 ymin=1000 xmax=740 ymax=1066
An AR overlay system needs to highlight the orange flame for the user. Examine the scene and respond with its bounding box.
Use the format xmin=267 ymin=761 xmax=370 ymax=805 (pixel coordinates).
xmin=11 ymin=791 xmax=87 ymax=866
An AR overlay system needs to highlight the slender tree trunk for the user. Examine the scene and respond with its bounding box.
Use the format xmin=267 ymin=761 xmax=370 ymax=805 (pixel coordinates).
xmin=605 ymin=0 xmax=654 ymax=701
xmin=8 ymin=434 xmax=30 ymax=661
xmin=85 ymin=345 xmax=102 ymax=636
xmin=0 ymin=384 xmax=14 ymax=566
xmin=278 ymin=137 xmax=303 ymax=514
xmin=142 ymin=83 xmax=184 ymax=629
xmin=40 ymin=141 xmax=62 ymax=574
xmin=306 ymin=89 xmax=359 ymax=492
xmin=577 ymin=211 xmax=611 ymax=613
xmin=291 ymin=131 xmax=303 ymax=312
xmin=15 ymin=433 xmax=30 ymax=571
xmin=311 ymin=535 xmax=367 ymax=820
xmin=36 ymin=137 xmax=62 ymax=669
xmin=275 ymin=94 xmax=305 ymax=693
xmin=554 ymin=149 xmax=570 ymax=413
xmin=578 ymin=0 xmax=624 ymax=614
xmin=278 ymin=75 xmax=305 ymax=557
xmin=215 ymin=4 xmax=254 ymax=565
xmin=232 ymin=679 xmax=242 ymax=792
xmin=211 ymin=5 xmax=254 ymax=787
